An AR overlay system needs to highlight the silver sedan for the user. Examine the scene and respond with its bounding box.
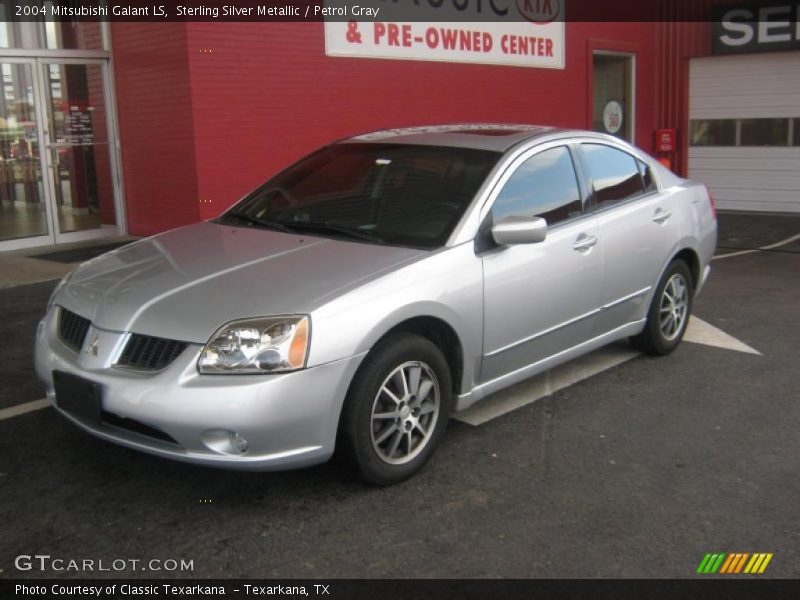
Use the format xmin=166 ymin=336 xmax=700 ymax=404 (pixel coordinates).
xmin=35 ymin=125 xmax=717 ymax=484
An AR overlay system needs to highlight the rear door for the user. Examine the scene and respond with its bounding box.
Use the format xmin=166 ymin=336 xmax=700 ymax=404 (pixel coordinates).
xmin=577 ymin=142 xmax=679 ymax=335
xmin=480 ymin=144 xmax=602 ymax=383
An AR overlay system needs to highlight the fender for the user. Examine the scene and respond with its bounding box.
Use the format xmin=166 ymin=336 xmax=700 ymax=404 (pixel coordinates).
xmin=645 ymin=237 xmax=703 ymax=313
xmin=307 ymin=243 xmax=484 ymax=388
xmin=355 ymin=301 xmax=480 ymax=395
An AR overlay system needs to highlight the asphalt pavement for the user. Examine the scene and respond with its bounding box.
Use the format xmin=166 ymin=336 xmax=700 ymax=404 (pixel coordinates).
xmin=0 ymin=214 xmax=798 ymax=579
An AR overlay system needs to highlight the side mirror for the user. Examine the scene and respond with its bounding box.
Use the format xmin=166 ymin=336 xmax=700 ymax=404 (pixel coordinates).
xmin=491 ymin=216 xmax=548 ymax=246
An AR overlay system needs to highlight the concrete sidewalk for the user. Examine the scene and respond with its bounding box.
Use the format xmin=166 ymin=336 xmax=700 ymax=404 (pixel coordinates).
xmin=0 ymin=235 xmax=137 ymax=289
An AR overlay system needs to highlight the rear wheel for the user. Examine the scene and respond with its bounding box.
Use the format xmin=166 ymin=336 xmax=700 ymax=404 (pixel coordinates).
xmin=631 ymin=259 xmax=694 ymax=355
xmin=340 ymin=333 xmax=453 ymax=485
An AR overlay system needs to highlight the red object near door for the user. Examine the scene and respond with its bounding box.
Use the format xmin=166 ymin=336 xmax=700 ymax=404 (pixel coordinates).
xmin=655 ymin=128 xmax=677 ymax=153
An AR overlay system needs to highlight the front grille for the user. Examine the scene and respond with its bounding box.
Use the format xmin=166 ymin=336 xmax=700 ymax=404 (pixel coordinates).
xmin=117 ymin=333 xmax=189 ymax=371
xmin=101 ymin=410 xmax=179 ymax=444
xmin=58 ymin=307 xmax=91 ymax=352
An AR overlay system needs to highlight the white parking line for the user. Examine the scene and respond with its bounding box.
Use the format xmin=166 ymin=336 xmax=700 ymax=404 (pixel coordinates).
xmin=684 ymin=316 xmax=761 ymax=355
xmin=453 ymin=316 xmax=760 ymax=426
xmin=453 ymin=343 xmax=640 ymax=426
xmin=713 ymin=232 xmax=800 ymax=260
xmin=0 ymin=398 xmax=49 ymax=421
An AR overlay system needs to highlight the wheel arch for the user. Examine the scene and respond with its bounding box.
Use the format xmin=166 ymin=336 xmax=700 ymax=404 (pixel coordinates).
xmin=333 ymin=312 xmax=468 ymax=480
xmin=371 ymin=316 xmax=465 ymax=396
xmin=639 ymin=242 xmax=702 ymax=327
xmin=672 ymin=246 xmax=702 ymax=290
xmin=652 ymin=240 xmax=702 ymax=297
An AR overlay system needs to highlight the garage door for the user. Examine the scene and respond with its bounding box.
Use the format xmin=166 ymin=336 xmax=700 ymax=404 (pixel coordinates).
xmin=688 ymin=52 xmax=800 ymax=213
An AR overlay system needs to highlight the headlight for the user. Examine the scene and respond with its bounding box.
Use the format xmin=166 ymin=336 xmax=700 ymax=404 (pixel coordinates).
xmin=198 ymin=315 xmax=310 ymax=374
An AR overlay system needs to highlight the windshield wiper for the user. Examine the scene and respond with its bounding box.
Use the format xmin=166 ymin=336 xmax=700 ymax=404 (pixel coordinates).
xmin=292 ymin=221 xmax=386 ymax=244
xmin=222 ymin=211 xmax=298 ymax=234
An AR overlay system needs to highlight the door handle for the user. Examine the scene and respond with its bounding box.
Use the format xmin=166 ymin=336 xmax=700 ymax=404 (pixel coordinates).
xmin=573 ymin=234 xmax=598 ymax=252
xmin=653 ymin=208 xmax=672 ymax=224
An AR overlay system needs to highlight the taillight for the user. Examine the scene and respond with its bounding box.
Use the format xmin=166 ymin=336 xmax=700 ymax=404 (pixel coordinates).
xmin=704 ymin=186 xmax=717 ymax=220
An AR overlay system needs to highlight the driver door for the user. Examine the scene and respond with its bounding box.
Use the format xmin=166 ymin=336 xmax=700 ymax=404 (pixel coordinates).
xmin=480 ymin=144 xmax=602 ymax=383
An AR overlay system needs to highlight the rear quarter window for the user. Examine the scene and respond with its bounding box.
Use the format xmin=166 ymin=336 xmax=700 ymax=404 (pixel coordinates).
xmin=637 ymin=159 xmax=657 ymax=193
xmin=581 ymin=144 xmax=646 ymax=209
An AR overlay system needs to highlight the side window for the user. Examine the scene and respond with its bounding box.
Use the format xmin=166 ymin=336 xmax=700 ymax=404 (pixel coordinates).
xmin=581 ymin=144 xmax=645 ymax=209
xmin=637 ymin=159 xmax=656 ymax=193
xmin=492 ymin=146 xmax=582 ymax=226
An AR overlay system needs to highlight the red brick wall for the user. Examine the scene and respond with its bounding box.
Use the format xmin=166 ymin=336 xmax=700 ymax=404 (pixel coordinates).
xmin=111 ymin=22 xmax=200 ymax=236
xmin=113 ymin=22 xmax=665 ymax=231
xmin=184 ymin=22 xmax=661 ymax=221
xmin=83 ymin=23 xmax=115 ymax=226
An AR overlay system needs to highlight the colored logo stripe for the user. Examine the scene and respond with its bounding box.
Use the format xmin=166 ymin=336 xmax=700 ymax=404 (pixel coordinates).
xmin=697 ymin=553 xmax=725 ymax=573
xmin=697 ymin=552 xmax=773 ymax=574
xmin=722 ymin=553 xmax=749 ymax=573
xmin=718 ymin=553 xmax=735 ymax=573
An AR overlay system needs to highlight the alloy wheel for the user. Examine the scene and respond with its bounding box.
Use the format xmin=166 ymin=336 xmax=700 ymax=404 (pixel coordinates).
xmin=659 ymin=273 xmax=689 ymax=341
xmin=370 ymin=361 xmax=440 ymax=465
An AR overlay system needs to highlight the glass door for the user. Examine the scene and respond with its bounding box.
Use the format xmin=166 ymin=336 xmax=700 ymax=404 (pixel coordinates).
xmin=0 ymin=56 xmax=121 ymax=250
xmin=40 ymin=59 xmax=118 ymax=244
xmin=0 ymin=58 xmax=51 ymax=246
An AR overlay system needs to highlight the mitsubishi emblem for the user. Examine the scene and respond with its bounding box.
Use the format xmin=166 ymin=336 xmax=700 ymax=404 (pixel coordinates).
xmin=84 ymin=335 xmax=99 ymax=356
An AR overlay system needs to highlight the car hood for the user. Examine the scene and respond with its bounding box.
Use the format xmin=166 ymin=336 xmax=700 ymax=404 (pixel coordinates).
xmin=57 ymin=222 xmax=426 ymax=343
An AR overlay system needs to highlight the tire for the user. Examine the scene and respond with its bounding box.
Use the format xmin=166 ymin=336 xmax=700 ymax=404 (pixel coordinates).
xmin=339 ymin=333 xmax=453 ymax=485
xmin=631 ymin=259 xmax=694 ymax=355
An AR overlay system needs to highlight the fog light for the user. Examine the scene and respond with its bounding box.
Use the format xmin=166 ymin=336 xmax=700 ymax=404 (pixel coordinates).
xmin=201 ymin=428 xmax=249 ymax=456
xmin=230 ymin=432 xmax=248 ymax=453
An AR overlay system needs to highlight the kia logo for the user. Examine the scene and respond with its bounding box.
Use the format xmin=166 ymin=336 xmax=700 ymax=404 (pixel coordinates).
xmin=517 ymin=0 xmax=562 ymax=23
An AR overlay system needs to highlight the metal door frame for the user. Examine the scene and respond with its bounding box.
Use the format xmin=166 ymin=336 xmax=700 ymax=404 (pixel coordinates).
xmin=36 ymin=56 xmax=124 ymax=245
xmin=0 ymin=56 xmax=55 ymax=250
xmin=0 ymin=23 xmax=125 ymax=252
xmin=592 ymin=49 xmax=637 ymax=145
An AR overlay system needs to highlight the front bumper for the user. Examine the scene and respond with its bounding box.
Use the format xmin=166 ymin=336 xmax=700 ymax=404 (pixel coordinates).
xmin=35 ymin=308 xmax=365 ymax=471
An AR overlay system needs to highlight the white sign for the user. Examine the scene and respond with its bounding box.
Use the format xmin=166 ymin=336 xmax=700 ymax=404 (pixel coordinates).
xmin=603 ymin=101 xmax=623 ymax=134
xmin=325 ymin=20 xmax=565 ymax=70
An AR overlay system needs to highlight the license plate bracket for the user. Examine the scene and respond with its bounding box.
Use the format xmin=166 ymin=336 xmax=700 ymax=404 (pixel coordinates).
xmin=53 ymin=370 xmax=102 ymax=425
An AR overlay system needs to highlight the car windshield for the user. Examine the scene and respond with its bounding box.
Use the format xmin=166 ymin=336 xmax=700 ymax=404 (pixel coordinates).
xmin=221 ymin=143 xmax=501 ymax=248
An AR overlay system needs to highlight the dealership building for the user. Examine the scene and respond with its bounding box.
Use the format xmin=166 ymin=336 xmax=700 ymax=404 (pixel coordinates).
xmin=0 ymin=1 xmax=798 ymax=252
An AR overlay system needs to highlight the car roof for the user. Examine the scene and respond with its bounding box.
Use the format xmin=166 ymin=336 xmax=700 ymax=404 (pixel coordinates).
xmin=342 ymin=124 xmax=572 ymax=153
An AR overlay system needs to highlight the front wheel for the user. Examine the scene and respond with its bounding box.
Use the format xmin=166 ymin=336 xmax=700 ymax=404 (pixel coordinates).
xmin=339 ymin=333 xmax=453 ymax=485
xmin=631 ymin=259 xmax=694 ymax=355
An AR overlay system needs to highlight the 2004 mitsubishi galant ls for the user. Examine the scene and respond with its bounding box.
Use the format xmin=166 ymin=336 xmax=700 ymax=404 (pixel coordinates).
xmin=36 ymin=125 xmax=717 ymax=484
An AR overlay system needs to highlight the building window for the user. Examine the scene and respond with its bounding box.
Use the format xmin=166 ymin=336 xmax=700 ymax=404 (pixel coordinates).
xmin=740 ymin=118 xmax=789 ymax=147
xmin=593 ymin=52 xmax=635 ymax=143
xmin=690 ymin=119 xmax=737 ymax=147
xmin=690 ymin=118 xmax=798 ymax=147
xmin=0 ymin=2 xmax=106 ymax=50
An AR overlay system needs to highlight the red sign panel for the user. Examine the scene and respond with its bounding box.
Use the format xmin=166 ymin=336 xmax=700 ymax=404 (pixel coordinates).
xmin=656 ymin=128 xmax=677 ymax=153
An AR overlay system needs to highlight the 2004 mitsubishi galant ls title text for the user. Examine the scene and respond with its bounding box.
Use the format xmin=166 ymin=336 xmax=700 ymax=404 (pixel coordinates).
xmin=36 ymin=125 xmax=717 ymax=484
